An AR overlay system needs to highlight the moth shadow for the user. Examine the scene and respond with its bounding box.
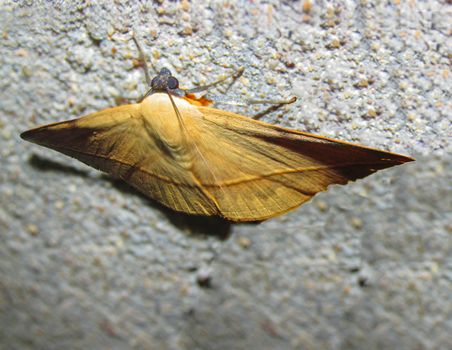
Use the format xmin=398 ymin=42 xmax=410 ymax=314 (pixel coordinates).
xmin=106 ymin=177 xmax=233 ymax=240
xmin=28 ymin=154 xmax=91 ymax=178
xmin=27 ymin=155 xmax=259 ymax=240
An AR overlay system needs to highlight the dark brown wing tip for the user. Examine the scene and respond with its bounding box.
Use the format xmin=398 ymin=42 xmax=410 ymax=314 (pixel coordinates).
xmin=20 ymin=126 xmax=48 ymax=144
xmin=383 ymin=153 xmax=415 ymax=166
xmin=401 ymin=155 xmax=415 ymax=163
xmin=20 ymin=129 xmax=35 ymax=141
xmin=20 ymin=120 xmax=78 ymax=146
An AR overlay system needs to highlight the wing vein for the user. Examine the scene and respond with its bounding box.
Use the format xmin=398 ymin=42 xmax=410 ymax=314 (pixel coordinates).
xmin=56 ymin=146 xmax=391 ymax=188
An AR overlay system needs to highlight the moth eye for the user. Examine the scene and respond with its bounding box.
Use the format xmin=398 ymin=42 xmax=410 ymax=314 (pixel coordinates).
xmin=167 ymin=77 xmax=179 ymax=90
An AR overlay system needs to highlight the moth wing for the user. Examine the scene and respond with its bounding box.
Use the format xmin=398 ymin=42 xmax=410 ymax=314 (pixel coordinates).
xmin=186 ymin=106 xmax=413 ymax=221
xmin=21 ymin=104 xmax=221 ymax=217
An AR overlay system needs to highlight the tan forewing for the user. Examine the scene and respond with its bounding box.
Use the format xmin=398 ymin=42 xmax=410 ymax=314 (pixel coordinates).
xmin=22 ymin=98 xmax=413 ymax=222
xmin=21 ymin=103 xmax=221 ymax=217
xmin=180 ymin=105 xmax=413 ymax=221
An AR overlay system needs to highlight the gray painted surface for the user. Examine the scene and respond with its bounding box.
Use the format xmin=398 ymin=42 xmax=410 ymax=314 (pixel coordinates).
xmin=1 ymin=1 xmax=450 ymax=349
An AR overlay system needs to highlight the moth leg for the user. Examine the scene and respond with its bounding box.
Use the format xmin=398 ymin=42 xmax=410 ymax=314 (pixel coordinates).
xmin=246 ymin=96 xmax=297 ymax=105
xmin=209 ymin=96 xmax=296 ymax=107
xmin=207 ymin=96 xmax=297 ymax=120
xmin=184 ymin=67 xmax=245 ymax=94
xmin=251 ymin=97 xmax=297 ymax=120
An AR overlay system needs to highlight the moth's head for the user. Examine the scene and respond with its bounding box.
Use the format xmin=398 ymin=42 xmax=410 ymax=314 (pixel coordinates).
xmin=151 ymin=68 xmax=179 ymax=92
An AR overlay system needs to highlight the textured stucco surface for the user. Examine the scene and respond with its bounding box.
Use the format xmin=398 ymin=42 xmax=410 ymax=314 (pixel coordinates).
xmin=0 ymin=1 xmax=451 ymax=349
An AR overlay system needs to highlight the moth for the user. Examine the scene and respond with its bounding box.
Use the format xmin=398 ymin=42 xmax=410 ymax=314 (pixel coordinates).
xmin=21 ymin=66 xmax=413 ymax=222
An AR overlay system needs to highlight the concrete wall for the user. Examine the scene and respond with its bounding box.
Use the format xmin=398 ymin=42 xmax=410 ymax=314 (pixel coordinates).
xmin=1 ymin=1 xmax=450 ymax=349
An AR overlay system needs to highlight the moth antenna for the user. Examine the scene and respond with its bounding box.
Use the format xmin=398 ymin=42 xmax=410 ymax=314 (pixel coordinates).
xmin=166 ymin=91 xmax=189 ymax=143
xmin=166 ymin=91 xmax=227 ymax=201
xmin=131 ymin=32 xmax=154 ymax=87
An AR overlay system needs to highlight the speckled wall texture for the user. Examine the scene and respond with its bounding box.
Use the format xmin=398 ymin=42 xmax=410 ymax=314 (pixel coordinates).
xmin=0 ymin=1 xmax=451 ymax=350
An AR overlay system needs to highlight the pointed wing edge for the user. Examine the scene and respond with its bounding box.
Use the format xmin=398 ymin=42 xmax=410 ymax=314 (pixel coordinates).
xmin=197 ymin=106 xmax=415 ymax=163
